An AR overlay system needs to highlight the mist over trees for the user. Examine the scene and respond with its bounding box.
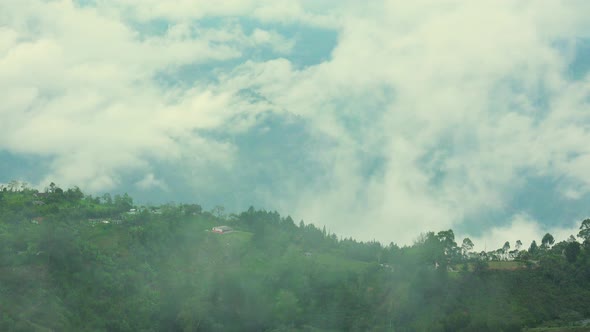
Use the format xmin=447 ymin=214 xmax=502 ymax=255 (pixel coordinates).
xmin=1 ymin=182 xmax=590 ymax=331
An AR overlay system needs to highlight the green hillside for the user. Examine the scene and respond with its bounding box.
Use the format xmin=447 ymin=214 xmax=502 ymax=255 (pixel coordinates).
xmin=1 ymin=184 xmax=590 ymax=331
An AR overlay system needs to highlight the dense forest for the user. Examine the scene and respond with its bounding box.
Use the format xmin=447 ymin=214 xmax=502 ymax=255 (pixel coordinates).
xmin=1 ymin=181 xmax=590 ymax=331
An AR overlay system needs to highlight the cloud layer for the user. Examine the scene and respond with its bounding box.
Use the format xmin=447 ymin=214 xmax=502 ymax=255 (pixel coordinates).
xmin=1 ymin=0 xmax=590 ymax=246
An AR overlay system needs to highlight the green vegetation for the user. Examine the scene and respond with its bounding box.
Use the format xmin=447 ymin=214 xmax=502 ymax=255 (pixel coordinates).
xmin=1 ymin=182 xmax=590 ymax=331
xmin=525 ymin=329 xmax=590 ymax=332
xmin=487 ymin=261 xmax=525 ymax=270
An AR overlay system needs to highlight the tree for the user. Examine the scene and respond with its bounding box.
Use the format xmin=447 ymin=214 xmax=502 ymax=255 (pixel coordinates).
xmin=65 ymin=187 xmax=84 ymax=203
xmin=183 ymin=203 xmax=202 ymax=216
xmin=273 ymin=289 xmax=302 ymax=327
xmin=283 ymin=216 xmax=295 ymax=228
xmin=528 ymin=240 xmax=538 ymax=255
xmin=211 ymin=205 xmax=226 ymax=219
xmin=46 ymin=183 xmax=65 ymax=203
xmin=102 ymin=193 xmax=113 ymax=205
xmin=502 ymin=241 xmax=510 ymax=260
xmin=578 ymin=218 xmax=590 ymax=243
xmin=515 ymin=240 xmax=522 ymax=251
xmin=564 ymin=241 xmax=581 ymax=263
xmin=418 ymin=232 xmax=444 ymax=265
xmin=436 ymin=230 xmax=458 ymax=258
xmin=461 ymin=238 xmax=474 ymax=257
xmin=49 ymin=182 xmax=57 ymax=193
xmin=541 ymin=233 xmax=554 ymax=249
xmin=114 ymin=193 xmax=133 ymax=211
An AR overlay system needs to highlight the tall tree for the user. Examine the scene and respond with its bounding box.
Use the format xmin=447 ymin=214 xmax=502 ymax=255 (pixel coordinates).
xmin=578 ymin=218 xmax=590 ymax=243
xmin=65 ymin=187 xmax=84 ymax=203
xmin=436 ymin=229 xmax=458 ymax=257
xmin=564 ymin=241 xmax=581 ymax=263
xmin=502 ymin=241 xmax=511 ymax=260
xmin=114 ymin=193 xmax=133 ymax=211
xmin=461 ymin=238 xmax=474 ymax=257
xmin=528 ymin=240 xmax=538 ymax=255
xmin=541 ymin=233 xmax=555 ymax=249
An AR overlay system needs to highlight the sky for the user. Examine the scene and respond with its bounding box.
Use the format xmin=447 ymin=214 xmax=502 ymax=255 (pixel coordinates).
xmin=1 ymin=0 xmax=590 ymax=250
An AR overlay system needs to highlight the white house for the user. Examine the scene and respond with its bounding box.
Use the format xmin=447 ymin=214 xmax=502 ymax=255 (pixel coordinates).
xmin=212 ymin=226 xmax=233 ymax=234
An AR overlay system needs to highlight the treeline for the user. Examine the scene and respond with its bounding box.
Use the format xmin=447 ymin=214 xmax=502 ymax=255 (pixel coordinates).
xmin=1 ymin=183 xmax=590 ymax=331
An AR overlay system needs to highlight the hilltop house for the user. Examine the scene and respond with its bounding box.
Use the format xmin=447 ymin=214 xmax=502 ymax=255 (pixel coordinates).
xmin=212 ymin=226 xmax=233 ymax=234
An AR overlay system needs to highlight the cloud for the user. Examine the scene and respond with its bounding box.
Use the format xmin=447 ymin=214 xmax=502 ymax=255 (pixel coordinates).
xmin=1 ymin=0 xmax=590 ymax=247
xmin=89 ymin=0 xmax=339 ymax=28
xmin=249 ymin=28 xmax=294 ymax=54
xmin=135 ymin=173 xmax=167 ymax=191
xmin=0 ymin=0 xmax=274 ymax=191
xmin=217 ymin=1 xmax=590 ymax=244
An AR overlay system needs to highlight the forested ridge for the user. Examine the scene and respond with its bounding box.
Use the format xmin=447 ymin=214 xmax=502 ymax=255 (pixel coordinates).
xmin=1 ymin=182 xmax=590 ymax=332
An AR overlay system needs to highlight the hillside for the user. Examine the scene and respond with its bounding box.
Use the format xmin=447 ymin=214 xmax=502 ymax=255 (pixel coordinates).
xmin=1 ymin=184 xmax=590 ymax=331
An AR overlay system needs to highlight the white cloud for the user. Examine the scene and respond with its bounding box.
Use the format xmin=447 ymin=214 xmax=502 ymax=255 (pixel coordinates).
xmin=0 ymin=0 xmax=272 ymax=191
xmin=1 ymin=0 xmax=590 ymax=247
xmin=90 ymin=0 xmax=339 ymax=28
xmin=250 ymin=28 xmax=294 ymax=54
xmin=136 ymin=173 xmax=168 ymax=191
xmin=219 ymin=1 xmax=590 ymax=244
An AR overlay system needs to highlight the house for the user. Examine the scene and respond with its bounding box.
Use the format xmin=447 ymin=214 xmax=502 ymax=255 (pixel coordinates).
xmin=31 ymin=217 xmax=44 ymax=224
xmin=212 ymin=226 xmax=233 ymax=234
